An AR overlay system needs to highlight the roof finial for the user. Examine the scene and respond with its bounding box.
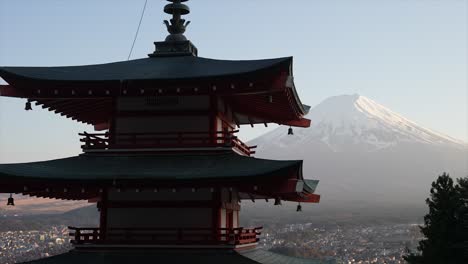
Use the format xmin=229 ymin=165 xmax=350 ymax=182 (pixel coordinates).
xmin=163 ymin=0 xmax=190 ymax=42
xmin=149 ymin=0 xmax=198 ymax=57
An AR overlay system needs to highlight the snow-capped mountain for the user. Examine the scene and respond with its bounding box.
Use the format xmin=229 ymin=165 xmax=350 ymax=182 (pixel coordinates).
xmin=250 ymin=94 xmax=467 ymax=219
xmin=254 ymin=94 xmax=465 ymax=153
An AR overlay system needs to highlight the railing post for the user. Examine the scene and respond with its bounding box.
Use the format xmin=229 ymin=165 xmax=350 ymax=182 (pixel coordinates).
xmin=229 ymin=228 xmax=237 ymax=245
xmin=75 ymin=229 xmax=81 ymax=244
xmin=124 ymin=229 xmax=131 ymax=242
xmin=225 ymin=133 xmax=232 ymax=147
xmin=104 ymin=132 xmax=110 ymax=148
xmin=84 ymin=132 xmax=90 ymax=148
xmin=177 ymin=228 xmax=183 ymax=243
xmin=93 ymin=229 xmax=99 ymax=243
xmin=213 ymin=228 xmax=218 ymax=243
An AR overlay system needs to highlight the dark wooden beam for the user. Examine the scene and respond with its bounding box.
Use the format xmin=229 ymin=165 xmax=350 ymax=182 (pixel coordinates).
xmin=0 ymin=85 xmax=25 ymax=98
xmin=106 ymin=200 xmax=216 ymax=208
xmin=117 ymin=109 xmax=211 ymax=117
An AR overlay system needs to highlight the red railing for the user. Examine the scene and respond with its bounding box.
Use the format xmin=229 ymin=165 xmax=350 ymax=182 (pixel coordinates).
xmin=79 ymin=131 xmax=257 ymax=156
xmin=68 ymin=226 xmax=262 ymax=246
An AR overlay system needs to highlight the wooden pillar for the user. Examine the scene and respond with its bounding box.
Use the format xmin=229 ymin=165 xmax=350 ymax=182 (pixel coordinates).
xmin=212 ymin=189 xmax=221 ymax=242
xmin=108 ymin=97 xmax=117 ymax=145
xmin=209 ymin=95 xmax=218 ymax=144
xmin=99 ymin=189 xmax=108 ymax=241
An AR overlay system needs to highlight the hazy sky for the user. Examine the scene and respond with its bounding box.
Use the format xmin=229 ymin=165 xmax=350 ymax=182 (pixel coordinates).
xmin=0 ymin=0 xmax=466 ymax=163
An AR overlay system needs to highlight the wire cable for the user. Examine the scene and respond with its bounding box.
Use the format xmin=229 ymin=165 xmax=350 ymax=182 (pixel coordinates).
xmin=127 ymin=0 xmax=148 ymax=60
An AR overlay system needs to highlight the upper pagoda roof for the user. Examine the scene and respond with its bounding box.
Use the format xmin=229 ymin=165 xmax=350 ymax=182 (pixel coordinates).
xmin=0 ymin=55 xmax=310 ymax=128
xmin=0 ymin=56 xmax=291 ymax=82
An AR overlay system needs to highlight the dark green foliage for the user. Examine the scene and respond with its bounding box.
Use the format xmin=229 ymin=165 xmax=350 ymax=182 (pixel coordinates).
xmin=405 ymin=173 xmax=468 ymax=264
xmin=455 ymin=177 xmax=468 ymax=260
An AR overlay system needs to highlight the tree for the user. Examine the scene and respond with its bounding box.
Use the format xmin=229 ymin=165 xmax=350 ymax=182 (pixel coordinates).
xmin=454 ymin=177 xmax=468 ymax=261
xmin=404 ymin=173 xmax=468 ymax=264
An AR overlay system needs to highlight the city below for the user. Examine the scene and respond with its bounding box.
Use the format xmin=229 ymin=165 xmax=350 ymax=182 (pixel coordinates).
xmin=0 ymin=220 xmax=422 ymax=264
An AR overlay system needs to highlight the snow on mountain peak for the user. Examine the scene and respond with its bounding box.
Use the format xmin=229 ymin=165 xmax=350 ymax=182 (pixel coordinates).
xmin=252 ymin=94 xmax=466 ymax=152
xmin=353 ymin=95 xmax=464 ymax=147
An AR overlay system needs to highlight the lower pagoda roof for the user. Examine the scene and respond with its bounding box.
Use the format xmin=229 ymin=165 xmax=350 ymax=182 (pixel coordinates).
xmin=0 ymin=152 xmax=320 ymax=202
xmin=0 ymin=152 xmax=300 ymax=181
xmin=21 ymin=249 xmax=336 ymax=264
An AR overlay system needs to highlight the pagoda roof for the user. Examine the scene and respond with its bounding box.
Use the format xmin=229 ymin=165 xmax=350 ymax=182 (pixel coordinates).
xmin=0 ymin=56 xmax=310 ymax=129
xmin=0 ymin=152 xmax=300 ymax=181
xmin=0 ymin=152 xmax=319 ymax=202
xmin=0 ymin=56 xmax=291 ymax=82
xmin=21 ymin=249 xmax=335 ymax=264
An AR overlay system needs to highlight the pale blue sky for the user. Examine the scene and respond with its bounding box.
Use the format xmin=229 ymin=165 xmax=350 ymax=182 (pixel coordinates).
xmin=0 ymin=0 xmax=466 ymax=163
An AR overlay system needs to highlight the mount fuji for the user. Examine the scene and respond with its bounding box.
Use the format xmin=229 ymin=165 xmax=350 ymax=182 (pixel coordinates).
xmin=254 ymin=94 xmax=465 ymax=153
xmin=250 ymin=94 xmax=467 ymax=219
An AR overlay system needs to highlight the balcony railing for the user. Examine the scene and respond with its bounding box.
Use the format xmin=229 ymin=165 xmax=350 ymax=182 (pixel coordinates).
xmin=79 ymin=131 xmax=257 ymax=156
xmin=68 ymin=226 xmax=262 ymax=246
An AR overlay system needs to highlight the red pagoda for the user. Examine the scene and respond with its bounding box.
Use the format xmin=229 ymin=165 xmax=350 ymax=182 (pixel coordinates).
xmin=0 ymin=1 xmax=329 ymax=263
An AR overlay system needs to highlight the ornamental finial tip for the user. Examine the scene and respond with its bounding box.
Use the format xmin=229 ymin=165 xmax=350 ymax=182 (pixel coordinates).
xmin=163 ymin=0 xmax=190 ymax=42
xmin=150 ymin=0 xmax=197 ymax=57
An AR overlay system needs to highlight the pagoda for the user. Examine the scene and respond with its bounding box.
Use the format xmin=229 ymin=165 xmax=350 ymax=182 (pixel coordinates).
xmin=0 ymin=1 xmax=331 ymax=263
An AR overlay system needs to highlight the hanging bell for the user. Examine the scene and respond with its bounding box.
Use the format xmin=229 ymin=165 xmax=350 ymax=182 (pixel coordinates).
xmin=288 ymin=127 xmax=293 ymax=135
xmin=296 ymin=203 xmax=302 ymax=212
xmin=274 ymin=197 xmax=282 ymax=206
xmin=7 ymin=194 xmax=14 ymax=206
xmin=25 ymin=101 xmax=32 ymax=111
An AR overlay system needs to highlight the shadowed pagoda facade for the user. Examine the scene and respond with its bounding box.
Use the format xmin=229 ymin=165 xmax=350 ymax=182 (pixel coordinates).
xmin=0 ymin=1 xmax=332 ymax=263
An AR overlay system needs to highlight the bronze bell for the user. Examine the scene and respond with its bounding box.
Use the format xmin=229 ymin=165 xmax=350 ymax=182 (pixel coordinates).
xmin=296 ymin=203 xmax=302 ymax=212
xmin=274 ymin=197 xmax=282 ymax=206
xmin=25 ymin=101 xmax=32 ymax=111
xmin=288 ymin=127 xmax=293 ymax=135
xmin=7 ymin=194 xmax=14 ymax=206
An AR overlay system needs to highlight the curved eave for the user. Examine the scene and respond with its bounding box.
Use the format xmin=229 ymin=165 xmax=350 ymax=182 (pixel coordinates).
xmin=0 ymin=56 xmax=309 ymax=128
xmin=0 ymin=56 xmax=292 ymax=82
xmin=0 ymin=152 xmax=305 ymax=200
xmin=287 ymin=76 xmax=308 ymax=116
xmin=238 ymin=162 xmax=320 ymax=204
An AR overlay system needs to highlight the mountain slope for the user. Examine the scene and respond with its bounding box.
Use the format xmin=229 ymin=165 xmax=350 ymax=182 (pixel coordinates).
xmin=250 ymin=94 xmax=467 ymax=218
xmin=255 ymin=94 xmax=465 ymax=153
